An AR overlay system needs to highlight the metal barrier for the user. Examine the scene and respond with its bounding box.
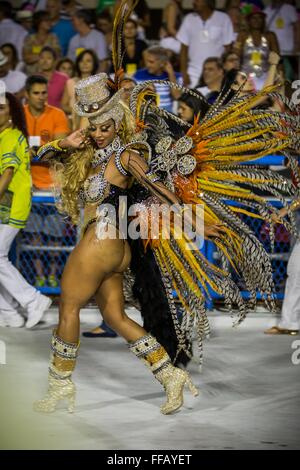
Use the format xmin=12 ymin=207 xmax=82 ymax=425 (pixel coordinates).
xmin=205 ymin=198 xmax=291 ymax=307
xmin=13 ymin=156 xmax=295 ymax=306
xmin=15 ymin=192 xmax=79 ymax=295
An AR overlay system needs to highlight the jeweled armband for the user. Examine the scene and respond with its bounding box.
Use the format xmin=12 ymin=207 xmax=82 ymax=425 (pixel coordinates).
xmin=36 ymin=139 xmax=68 ymax=161
xmin=145 ymin=170 xmax=161 ymax=183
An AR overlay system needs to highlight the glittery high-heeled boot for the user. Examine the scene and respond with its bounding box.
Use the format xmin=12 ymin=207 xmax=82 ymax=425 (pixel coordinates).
xmin=129 ymin=334 xmax=198 ymax=415
xmin=33 ymin=330 xmax=79 ymax=413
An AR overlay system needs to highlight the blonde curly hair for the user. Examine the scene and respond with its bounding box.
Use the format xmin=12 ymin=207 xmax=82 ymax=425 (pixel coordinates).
xmin=51 ymin=101 xmax=137 ymax=225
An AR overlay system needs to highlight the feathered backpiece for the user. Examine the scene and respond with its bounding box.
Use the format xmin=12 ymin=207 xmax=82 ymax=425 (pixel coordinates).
xmin=111 ymin=1 xmax=300 ymax=365
xmin=128 ymin=76 xmax=300 ymax=364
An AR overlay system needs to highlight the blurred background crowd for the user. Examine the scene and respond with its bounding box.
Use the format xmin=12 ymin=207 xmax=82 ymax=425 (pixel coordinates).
xmin=0 ymin=0 xmax=300 ymax=331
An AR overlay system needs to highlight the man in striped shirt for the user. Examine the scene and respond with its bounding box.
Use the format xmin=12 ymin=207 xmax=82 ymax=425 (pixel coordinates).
xmin=134 ymin=46 xmax=182 ymax=113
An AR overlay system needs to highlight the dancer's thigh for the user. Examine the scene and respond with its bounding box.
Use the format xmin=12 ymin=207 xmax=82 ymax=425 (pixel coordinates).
xmin=60 ymin=224 xmax=130 ymax=306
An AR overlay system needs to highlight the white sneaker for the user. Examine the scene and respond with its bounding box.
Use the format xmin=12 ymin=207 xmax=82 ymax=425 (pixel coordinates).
xmin=0 ymin=312 xmax=25 ymax=327
xmin=26 ymin=295 xmax=52 ymax=329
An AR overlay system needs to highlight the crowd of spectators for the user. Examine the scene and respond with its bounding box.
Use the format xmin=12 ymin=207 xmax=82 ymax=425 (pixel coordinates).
xmin=1 ymin=1 xmax=299 ymax=114
xmin=0 ymin=0 xmax=299 ymax=292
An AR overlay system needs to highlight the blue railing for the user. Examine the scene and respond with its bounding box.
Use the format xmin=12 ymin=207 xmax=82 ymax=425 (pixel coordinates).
xmin=203 ymin=154 xmax=294 ymax=307
xmin=13 ymin=155 xmax=294 ymax=304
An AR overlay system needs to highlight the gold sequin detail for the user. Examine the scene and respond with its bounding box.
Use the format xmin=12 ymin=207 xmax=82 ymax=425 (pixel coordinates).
xmin=155 ymin=364 xmax=199 ymax=415
xmin=145 ymin=347 xmax=168 ymax=365
xmin=52 ymin=356 xmax=76 ymax=372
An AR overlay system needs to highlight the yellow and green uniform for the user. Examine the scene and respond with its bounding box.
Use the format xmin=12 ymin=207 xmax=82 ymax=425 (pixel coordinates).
xmin=0 ymin=127 xmax=32 ymax=229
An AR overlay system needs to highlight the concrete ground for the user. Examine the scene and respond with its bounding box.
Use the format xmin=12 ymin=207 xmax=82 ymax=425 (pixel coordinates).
xmin=0 ymin=307 xmax=299 ymax=450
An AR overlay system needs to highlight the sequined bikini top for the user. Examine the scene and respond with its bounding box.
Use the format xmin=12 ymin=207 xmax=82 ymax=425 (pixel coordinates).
xmin=79 ymin=137 xmax=129 ymax=205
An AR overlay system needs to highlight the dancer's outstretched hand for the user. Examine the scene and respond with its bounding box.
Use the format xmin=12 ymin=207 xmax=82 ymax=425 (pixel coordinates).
xmin=59 ymin=129 xmax=88 ymax=149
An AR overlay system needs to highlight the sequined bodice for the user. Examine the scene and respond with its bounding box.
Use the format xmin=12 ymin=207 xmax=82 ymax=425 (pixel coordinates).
xmin=82 ymin=181 xmax=129 ymax=234
xmin=80 ymin=166 xmax=109 ymax=204
xmin=243 ymin=35 xmax=269 ymax=78
xmin=80 ymin=148 xmax=129 ymax=233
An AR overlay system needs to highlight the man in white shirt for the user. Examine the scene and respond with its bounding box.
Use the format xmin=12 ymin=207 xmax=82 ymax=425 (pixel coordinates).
xmin=177 ymin=0 xmax=234 ymax=88
xmin=0 ymin=2 xmax=28 ymax=61
xmin=0 ymin=51 xmax=26 ymax=99
xmin=264 ymin=0 xmax=300 ymax=53
xmin=67 ymin=9 xmax=108 ymax=67
xmin=196 ymin=56 xmax=224 ymax=98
